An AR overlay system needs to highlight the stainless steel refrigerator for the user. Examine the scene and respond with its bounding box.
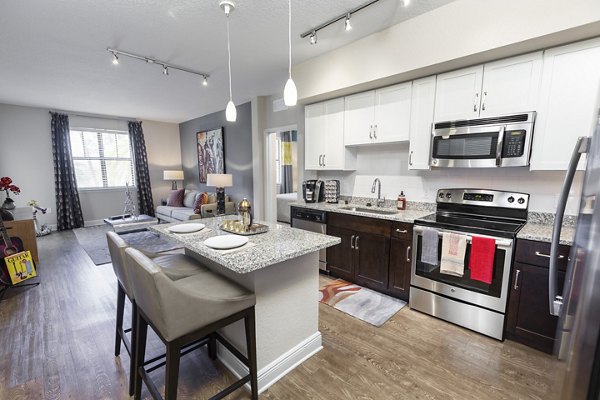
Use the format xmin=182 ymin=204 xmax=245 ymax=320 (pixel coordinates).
xmin=549 ymin=102 xmax=600 ymax=399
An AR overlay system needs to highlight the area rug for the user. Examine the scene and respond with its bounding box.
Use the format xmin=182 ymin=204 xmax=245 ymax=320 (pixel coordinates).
xmin=73 ymin=225 xmax=183 ymax=266
xmin=319 ymin=279 xmax=407 ymax=327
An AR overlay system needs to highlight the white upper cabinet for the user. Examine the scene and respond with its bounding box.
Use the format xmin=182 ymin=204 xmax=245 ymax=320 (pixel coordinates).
xmin=408 ymin=76 xmax=437 ymax=170
xmin=305 ymin=98 xmax=356 ymax=171
xmin=479 ymin=52 xmax=542 ymax=117
xmin=434 ymin=52 xmax=543 ymax=122
xmin=530 ymin=38 xmax=600 ymax=171
xmin=434 ymin=65 xmax=483 ymax=122
xmin=344 ymin=83 xmax=412 ymax=146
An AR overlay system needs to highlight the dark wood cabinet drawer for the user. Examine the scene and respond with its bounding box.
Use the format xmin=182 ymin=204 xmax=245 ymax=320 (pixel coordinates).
xmin=515 ymin=239 xmax=570 ymax=270
xmin=328 ymin=212 xmax=391 ymax=236
xmin=391 ymin=222 xmax=413 ymax=240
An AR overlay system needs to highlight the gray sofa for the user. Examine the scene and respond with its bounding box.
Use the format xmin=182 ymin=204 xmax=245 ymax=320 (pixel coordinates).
xmin=156 ymin=190 xmax=235 ymax=222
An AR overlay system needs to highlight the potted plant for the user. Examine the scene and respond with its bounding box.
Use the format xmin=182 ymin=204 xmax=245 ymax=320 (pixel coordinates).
xmin=0 ymin=177 xmax=20 ymax=210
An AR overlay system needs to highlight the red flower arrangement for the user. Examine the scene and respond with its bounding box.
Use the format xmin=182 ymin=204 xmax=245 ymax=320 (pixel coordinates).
xmin=1 ymin=177 xmax=20 ymax=209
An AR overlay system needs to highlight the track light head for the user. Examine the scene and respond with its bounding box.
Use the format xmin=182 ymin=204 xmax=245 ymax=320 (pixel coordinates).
xmin=401 ymin=0 xmax=410 ymax=6
xmin=310 ymin=30 xmax=317 ymax=45
xmin=163 ymin=65 xmax=169 ymax=75
xmin=111 ymin=52 xmax=119 ymax=65
xmin=345 ymin=14 xmax=352 ymax=31
xmin=202 ymin=76 xmax=208 ymax=86
xmin=220 ymin=0 xmax=235 ymax=16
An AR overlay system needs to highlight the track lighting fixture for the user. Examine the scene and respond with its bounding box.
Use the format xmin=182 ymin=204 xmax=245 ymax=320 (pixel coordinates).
xmin=106 ymin=48 xmax=209 ymax=83
xmin=301 ymin=0 xmax=380 ymax=43
xmin=345 ymin=13 xmax=352 ymax=31
xmin=283 ymin=0 xmax=297 ymax=106
xmin=220 ymin=0 xmax=237 ymax=122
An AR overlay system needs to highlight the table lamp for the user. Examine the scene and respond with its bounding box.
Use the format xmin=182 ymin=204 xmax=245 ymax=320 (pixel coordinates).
xmin=207 ymin=173 xmax=233 ymax=215
xmin=163 ymin=170 xmax=184 ymax=190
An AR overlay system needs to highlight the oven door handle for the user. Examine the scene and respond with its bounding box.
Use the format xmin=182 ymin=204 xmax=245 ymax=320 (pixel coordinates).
xmin=412 ymin=226 xmax=513 ymax=249
xmin=496 ymin=126 xmax=505 ymax=167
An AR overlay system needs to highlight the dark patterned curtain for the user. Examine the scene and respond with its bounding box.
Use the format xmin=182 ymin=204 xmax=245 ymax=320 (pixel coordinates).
xmin=279 ymin=131 xmax=294 ymax=194
xmin=51 ymin=112 xmax=84 ymax=230
xmin=128 ymin=121 xmax=155 ymax=216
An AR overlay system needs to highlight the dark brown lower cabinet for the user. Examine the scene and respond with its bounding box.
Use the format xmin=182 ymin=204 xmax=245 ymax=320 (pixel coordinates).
xmin=388 ymin=238 xmax=412 ymax=301
xmin=326 ymin=225 xmax=355 ymax=282
xmin=326 ymin=212 xmax=412 ymax=299
xmin=506 ymin=239 xmax=570 ymax=354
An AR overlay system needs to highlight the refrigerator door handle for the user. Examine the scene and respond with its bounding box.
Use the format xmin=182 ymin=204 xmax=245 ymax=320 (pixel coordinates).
xmin=549 ymin=136 xmax=590 ymax=316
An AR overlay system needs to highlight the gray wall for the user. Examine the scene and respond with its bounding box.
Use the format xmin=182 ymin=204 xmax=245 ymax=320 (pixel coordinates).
xmin=0 ymin=102 xmax=181 ymax=226
xmin=179 ymin=101 xmax=253 ymax=204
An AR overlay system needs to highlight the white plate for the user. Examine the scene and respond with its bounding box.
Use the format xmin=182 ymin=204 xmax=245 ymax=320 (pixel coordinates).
xmin=204 ymin=235 xmax=249 ymax=250
xmin=168 ymin=223 xmax=206 ymax=234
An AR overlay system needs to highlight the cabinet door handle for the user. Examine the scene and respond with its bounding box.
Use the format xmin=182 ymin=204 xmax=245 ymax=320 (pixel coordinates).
xmin=474 ymin=92 xmax=479 ymax=112
xmin=514 ymin=269 xmax=521 ymax=290
xmin=406 ymin=246 xmax=411 ymax=263
xmin=318 ymin=155 xmax=322 ymax=166
xmin=355 ymin=236 xmax=359 ymax=250
xmin=409 ymin=151 xmax=413 ymax=166
xmin=322 ymin=154 xmax=326 ymax=167
xmin=369 ymin=125 xmax=373 ymax=139
xmin=481 ymin=91 xmax=487 ymax=111
xmin=350 ymin=235 xmax=355 ymax=249
xmin=535 ymin=251 xmax=565 ymax=259
xmin=373 ymin=124 xmax=378 ymax=139
xmin=395 ymin=228 xmax=408 ymax=234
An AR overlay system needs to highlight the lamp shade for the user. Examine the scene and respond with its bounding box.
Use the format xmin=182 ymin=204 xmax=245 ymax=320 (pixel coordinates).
xmin=163 ymin=170 xmax=184 ymax=181
xmin=207 ymin=173 xmax=233 ymax=188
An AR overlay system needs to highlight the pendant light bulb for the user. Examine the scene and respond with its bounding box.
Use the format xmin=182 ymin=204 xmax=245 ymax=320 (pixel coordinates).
xmin=226 ymin=100 xmax=237 ymax=122
xmin=112 ymin=52 xmax=119 ymax=65
xmin=283 ymin=0 xmax=297 ymax=107
xmin=284 ymin=78 xmax=297 ymax=106
xmin=345 ymin=14 xmax=352 ymax=31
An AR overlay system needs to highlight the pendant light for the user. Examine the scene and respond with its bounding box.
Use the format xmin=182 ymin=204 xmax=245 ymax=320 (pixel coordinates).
xmin=283 ymin=0 xmax=297 ymax=106
xmin=221 ymin=1 xmax=237 ymax=122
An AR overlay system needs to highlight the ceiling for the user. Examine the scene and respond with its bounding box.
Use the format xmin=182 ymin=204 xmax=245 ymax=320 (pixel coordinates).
xmin=0 ymin=0 xmax=454 ymax=123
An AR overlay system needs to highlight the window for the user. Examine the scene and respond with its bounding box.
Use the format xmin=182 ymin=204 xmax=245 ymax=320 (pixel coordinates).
xmin=69 ymin=129 xmax=135 ymax=189
xmin=275 ymin=138 xmax=281 ymax=185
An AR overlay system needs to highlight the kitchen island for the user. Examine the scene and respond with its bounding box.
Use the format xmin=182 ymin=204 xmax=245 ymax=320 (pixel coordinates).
xmin=150 ymin=216 xmax=340 ymax=394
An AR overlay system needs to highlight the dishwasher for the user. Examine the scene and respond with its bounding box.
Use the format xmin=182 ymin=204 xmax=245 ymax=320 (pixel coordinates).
xmin=290 ymin=206 xmax=328 ymax=272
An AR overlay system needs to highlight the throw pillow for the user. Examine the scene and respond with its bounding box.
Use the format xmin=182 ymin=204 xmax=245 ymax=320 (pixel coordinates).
xmin=166 ymin=189 xmax=185 ymax=207
xmin=193 ymin=192 xmax=209 ymax=214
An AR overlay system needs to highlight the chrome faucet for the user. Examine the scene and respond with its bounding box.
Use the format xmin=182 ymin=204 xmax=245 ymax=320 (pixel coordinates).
xmin=371 ymin=178 xmax=385 ymax=207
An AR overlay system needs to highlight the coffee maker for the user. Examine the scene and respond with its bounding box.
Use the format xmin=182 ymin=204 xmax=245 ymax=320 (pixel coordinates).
xmin=302 ymin=180 xmax=325 ymax=203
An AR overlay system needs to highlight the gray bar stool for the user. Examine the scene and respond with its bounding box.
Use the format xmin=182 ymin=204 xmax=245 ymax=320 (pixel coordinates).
xmin=106 ymin=231 xmax=208 ymax=395
xmin=125 ymin=247 xmax=258 ymax=400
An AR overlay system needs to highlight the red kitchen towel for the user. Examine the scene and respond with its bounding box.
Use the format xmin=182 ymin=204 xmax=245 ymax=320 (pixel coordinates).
xmin=469 ymin=236 xmax=496 ymax=284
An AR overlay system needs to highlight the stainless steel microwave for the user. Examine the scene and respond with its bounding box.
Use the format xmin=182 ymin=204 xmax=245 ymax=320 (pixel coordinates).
xmin=430 ymin=112 xmax=536 ymax=168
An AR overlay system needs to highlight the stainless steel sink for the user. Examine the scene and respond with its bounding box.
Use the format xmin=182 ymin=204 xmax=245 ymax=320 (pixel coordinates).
xmin=339 ymin=206 xmax=398 ymax=215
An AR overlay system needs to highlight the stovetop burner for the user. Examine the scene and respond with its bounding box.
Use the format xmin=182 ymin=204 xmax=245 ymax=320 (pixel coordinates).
xmin=414 ymin=188 xmax=529 ymax=239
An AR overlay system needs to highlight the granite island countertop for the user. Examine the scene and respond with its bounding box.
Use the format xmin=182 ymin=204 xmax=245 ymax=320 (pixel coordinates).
xmin=150 ymin=216 xmax=340 ymax=274
xmin=290 ymin=201 xmax=433 ymax=223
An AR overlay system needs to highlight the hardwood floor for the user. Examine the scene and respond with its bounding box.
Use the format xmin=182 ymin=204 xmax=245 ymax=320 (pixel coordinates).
xmin=0 ymin=231 xmax=561 ymax=399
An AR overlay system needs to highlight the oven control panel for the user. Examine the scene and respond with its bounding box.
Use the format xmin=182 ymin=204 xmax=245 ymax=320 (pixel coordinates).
xmin=436 ymin=189 xmax=529 ymax=210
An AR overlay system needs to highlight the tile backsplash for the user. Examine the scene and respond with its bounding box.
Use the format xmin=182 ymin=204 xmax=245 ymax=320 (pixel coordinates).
xmin=317 ymin=143 xmax=583 ymax=215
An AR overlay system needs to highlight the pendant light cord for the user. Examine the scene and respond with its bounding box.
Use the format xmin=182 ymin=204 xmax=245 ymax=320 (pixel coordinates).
xmin=227 ymin=15 xmax=233 ymax=101
xmin=288 ymin=0 xmax=292 ymax=78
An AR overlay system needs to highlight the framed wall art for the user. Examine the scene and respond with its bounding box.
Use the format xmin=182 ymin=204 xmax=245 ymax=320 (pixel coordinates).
xmin=197 ymin=127 xmax=225 ymax=183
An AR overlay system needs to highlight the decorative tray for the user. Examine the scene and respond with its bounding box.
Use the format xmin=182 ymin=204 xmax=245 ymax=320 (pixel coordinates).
xmin=219 ymin=220 xmax=269 ymax=236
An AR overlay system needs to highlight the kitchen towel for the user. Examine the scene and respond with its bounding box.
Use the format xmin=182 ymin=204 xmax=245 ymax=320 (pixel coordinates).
xmin=440 ymin=232 xmax=468 ymax=277
xmin=421 ymin=228 xmax=439 ymax=267
xmin=469 ymin=236 xmax=496 ymax=284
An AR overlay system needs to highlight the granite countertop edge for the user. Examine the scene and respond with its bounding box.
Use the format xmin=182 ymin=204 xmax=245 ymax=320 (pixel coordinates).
xmin=290 ymin=201 xmax=433 ymax=223
xmin=150 ymin=219 xmax=341 ymax=274
xmin=517 ymin=222 xmax=575 ymax=246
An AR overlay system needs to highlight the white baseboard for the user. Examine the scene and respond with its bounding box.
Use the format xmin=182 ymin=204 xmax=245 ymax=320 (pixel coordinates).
xmin=217 ymin=331 xmax=322 ymax=394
